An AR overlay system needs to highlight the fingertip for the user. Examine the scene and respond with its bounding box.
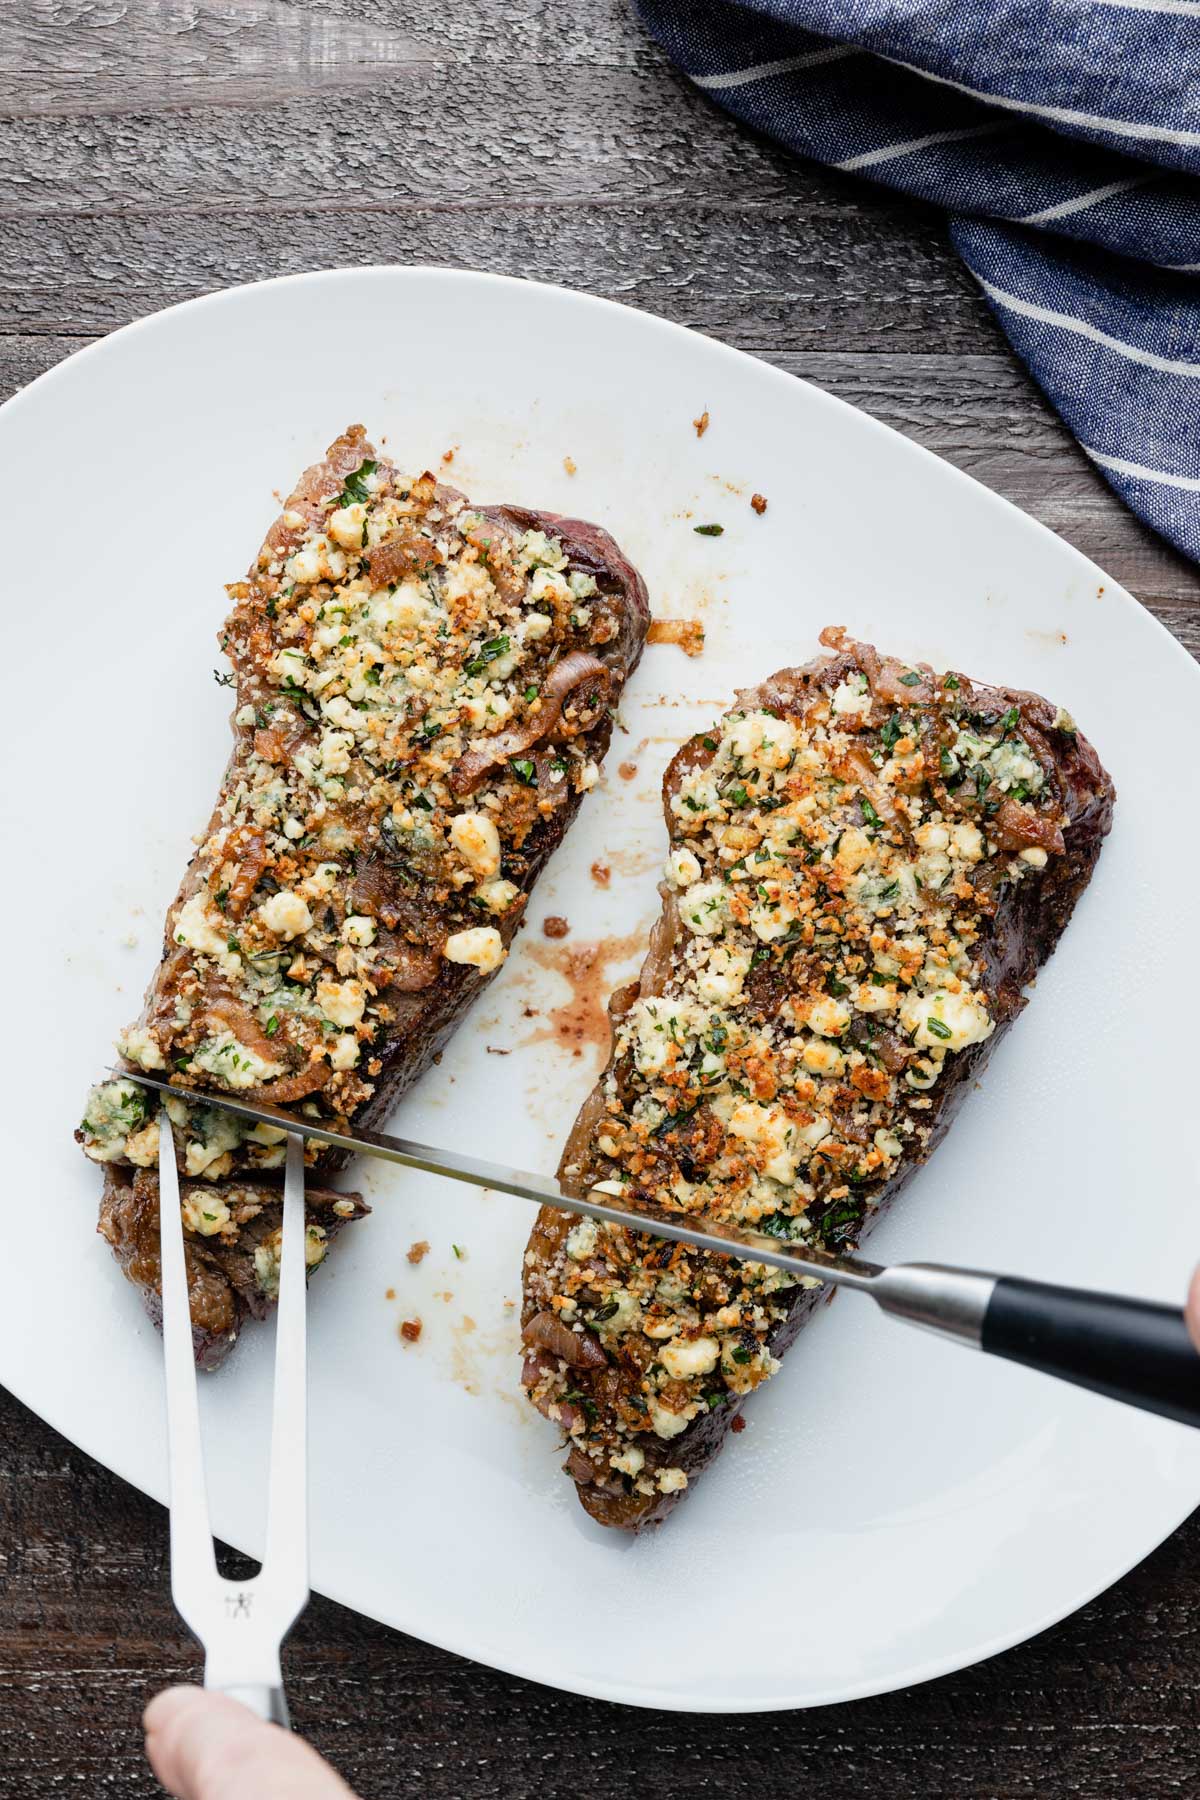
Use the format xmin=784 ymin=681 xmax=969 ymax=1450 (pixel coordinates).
xmin=1185 ymin=1265 xmax=1200 ymax=1354
xmin=143 ymin=1686 xmax=269 ymax=1797
xmin=144 ymin=1685 xmax=205 ymax=1734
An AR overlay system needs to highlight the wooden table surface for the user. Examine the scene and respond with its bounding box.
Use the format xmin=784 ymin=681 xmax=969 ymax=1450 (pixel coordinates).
xmin=5 ymin=3 xmax=1199 ymax=1793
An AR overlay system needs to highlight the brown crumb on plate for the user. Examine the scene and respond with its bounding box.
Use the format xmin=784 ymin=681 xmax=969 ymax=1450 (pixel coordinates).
xmin=648 ymin=618 xmax=705 ymax=657
xmin=751 ymin=492 xmax=768 ymax=515
xmin=693 ymin=409 xmax=709 ymax=438
xmin=563 ymin=455 xmax=577 ymax=476
xmin=400 ymin=1318 xmax=423 ymax=1344
xmin=542 ymin=916 xmax=570 ymax=939
xmin=591 ymin=861 xmax=612 ymax=887
xmin=407 ymin=1240 xmax=430 ymax=1265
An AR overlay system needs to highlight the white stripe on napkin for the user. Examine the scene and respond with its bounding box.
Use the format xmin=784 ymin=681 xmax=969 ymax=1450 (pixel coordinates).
xmin=968 ymin=270 xmax=1200 ymax=375
xmin=1096 ymin=0 xmax=1200 ymax=15
xmin=1017 ymin=176 xmax=1153 ymax=225
xmin=885 ymin=54 xmax=1200 ymax=151
xmin=836 ymin=122 xmax=1007 ymax=171
xmin=692 ymin=47 xmax=858 ymax=90
xmin=1085 ymin=447 xmax=1200 ymax=490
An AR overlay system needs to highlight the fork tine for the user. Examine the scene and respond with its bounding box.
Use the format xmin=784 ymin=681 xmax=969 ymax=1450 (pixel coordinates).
xmin=262 ymin=1132 xmax=310 ymax=1622
xmin=157 ymin=1112 xmax=308 ymax=1724
xmin=157 ymin=1108 xmax=219 ymax=1628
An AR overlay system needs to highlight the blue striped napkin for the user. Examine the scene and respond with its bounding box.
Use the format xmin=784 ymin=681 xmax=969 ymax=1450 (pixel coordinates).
xmin=636 ymin=0 xmax=1200 ymax=566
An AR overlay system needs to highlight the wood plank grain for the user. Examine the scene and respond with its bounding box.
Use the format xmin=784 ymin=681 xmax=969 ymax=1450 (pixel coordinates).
xmin=1 ymin=1386 xmax=1197 ymax=1800
xmin=0 ymin=194 xmax=988 ymax=354
xmin=3 ymin=0 xmax=1198 ymax=1790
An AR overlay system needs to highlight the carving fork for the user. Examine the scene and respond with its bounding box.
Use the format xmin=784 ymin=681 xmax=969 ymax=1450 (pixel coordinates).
xmin=157 ymin=1111 xmax=308 ymax=1726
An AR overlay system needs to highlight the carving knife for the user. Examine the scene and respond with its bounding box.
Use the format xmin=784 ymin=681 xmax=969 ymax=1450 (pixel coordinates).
xmin=117 ymin=1068 xmax=1200 ymax=1428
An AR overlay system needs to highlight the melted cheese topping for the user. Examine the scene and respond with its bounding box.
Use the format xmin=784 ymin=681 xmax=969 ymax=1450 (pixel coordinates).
xmin=523 ymin=645 xmax=1065 ymax=1499
xmin=82 ymin=430 xmax=625 ymax=1178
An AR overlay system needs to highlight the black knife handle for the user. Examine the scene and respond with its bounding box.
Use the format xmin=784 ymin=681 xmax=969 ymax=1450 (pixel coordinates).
xmin=981 ymin=1277 xmax=1200 ymax=1428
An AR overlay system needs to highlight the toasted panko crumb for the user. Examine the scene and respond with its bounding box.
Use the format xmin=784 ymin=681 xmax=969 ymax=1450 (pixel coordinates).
xmin=400 ymin=1318 xmax=423 ymax=1343
xmin=751 ymin=493 xmax=768 ymax=515
xmin=648 ymin=618 xmax=705 ymax=657
xmin=693 ymin=409 xmax=710 ymax=438
xmin=407 ymin=1240 xmax=430 ymax=1265
xmin=563 ymin=455 xmax=577 ymax=476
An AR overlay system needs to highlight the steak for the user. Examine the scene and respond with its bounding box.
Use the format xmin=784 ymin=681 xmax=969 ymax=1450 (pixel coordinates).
xmin=521 ymin=628 xmax=1115 ymax=1528
xmin=79 ymin=426 xmax=650 ymax=1364
xmin=99 ymin=1164 xmax=369 ymax=1370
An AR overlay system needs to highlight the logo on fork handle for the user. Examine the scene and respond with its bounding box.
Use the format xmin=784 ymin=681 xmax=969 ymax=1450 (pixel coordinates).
xmin=225 ymin=1591 xmax=254 ymax=1620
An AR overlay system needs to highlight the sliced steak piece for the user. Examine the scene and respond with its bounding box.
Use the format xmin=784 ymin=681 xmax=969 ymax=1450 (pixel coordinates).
xmin=98 ymin=1165 xmax=368 ymax=1371
xmin=80 ymin=426 xmax=650 ymax=1359
xmin=521 ymin=628 xmax=1115 ymax=1528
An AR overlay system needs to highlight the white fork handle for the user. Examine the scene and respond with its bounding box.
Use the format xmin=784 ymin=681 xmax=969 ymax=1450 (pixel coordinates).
xmin=158 ymin=1111 xmax=309 ymax=1725
xmin=203 ymin=1132 xmax=310 ymax=1718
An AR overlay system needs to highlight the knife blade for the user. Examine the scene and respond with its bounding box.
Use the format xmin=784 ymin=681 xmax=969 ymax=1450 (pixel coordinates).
xmin=112 ymin=1067 xmax=1200 ymax=1427
xmin=112 ymin=1067 xmax=880 ymax=1290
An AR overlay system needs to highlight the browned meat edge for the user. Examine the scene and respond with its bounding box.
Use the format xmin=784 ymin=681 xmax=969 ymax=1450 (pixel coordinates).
xmin=524 ymin=637 xmax=1115 ymax=1528
xmin=84 ymin=435 xmax=650 ymax=1363
xmin=99 ymin=1166 xmax=369 ymax=1371
xmin=340 ymin=503 xmax=651 ymax=1149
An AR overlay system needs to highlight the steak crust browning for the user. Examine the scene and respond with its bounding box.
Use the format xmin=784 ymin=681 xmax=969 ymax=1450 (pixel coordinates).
xmin=521 ymin=629 xmax=1115 ymax=1528
xmin=99 ymin=1166 xmax=368 ymax=1370
xmin=79 ymin=427 xmax=649 ymax=1359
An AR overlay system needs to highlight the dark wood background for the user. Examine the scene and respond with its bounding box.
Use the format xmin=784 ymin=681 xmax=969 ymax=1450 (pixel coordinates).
xmin=5 ymin=3 xmax=1199 ymax=1793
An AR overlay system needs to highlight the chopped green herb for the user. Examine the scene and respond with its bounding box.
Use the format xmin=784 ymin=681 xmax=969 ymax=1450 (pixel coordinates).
xmin=464 ymin=634 xmax=511 ymax=677
xmin=899 ymin=671 xmax=922 ymax=688
xmin=510 ymin=758 xmax=537 ymax=785
xmin=264 ymin=1015 xmax=279 ymax=1036
xmin=926 ymin=1017 xmax=952 ymax=1041
xmin=337 ymin=459 xmax=377 ymax=507
xmin=693 ymin=523 xmax=724 ymax=537
xmin=861 ymin=797 xmax=881 ymax=829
